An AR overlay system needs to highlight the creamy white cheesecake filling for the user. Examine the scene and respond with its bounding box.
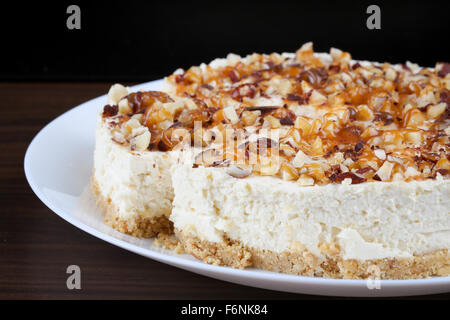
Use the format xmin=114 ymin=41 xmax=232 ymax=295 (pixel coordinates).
xmin=93 ymin=117 xmax=175 ymax=220
xmin=170 ymin=164 xmax=450 ymax=261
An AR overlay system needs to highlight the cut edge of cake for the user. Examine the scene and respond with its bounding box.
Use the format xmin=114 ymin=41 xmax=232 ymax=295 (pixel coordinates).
xmin=92 ymin=114 xmax=175 ymax=237
xmin=91 ymin=173 xmax=173 ymax=237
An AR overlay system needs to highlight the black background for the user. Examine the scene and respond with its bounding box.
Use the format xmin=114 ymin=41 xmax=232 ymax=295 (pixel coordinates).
xmin=1 ymin=0 xmax=449 ymax=81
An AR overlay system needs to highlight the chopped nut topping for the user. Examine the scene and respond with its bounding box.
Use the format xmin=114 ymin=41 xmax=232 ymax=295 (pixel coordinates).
xmin=108 ymin=84 xmax=129 ymax=104
xmin=101 ymin=43 xmax=449 ymax=184
xmin=437 ymin=62 xmax=450 ymax=78
xmin=226 ymin=165 xmax=252 ymax=178
xmin=375 ymin=161 xmax=394 ymax=181
xmin=102 ymin=105 xmax=118 ymax=117
xmin=374 ymin=149 xmax=386 ymax=160
xmin=297 ymin=174 xmax=315 ymax=186
xmin=132 ymin=130 xmax=151 ymax=151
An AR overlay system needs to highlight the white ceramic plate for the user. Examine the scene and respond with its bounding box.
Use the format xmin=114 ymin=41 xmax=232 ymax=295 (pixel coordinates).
xmin=24 ymin=79 xmax=450 ymax=297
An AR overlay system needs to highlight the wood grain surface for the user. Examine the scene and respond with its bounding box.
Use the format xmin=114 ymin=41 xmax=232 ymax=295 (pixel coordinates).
xmin=0 ymin=82 xmax=448 ymax=300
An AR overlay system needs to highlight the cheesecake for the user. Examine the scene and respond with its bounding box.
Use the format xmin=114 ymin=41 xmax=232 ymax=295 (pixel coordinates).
xmin=92 ymin=43 xmax=450 ymax=279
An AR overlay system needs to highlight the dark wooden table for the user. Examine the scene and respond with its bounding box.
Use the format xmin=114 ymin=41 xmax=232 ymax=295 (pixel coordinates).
xmin=1 ymin=82 xmax=448 ymax=300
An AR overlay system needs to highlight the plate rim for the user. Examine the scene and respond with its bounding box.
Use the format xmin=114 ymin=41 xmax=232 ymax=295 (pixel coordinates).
xmin=23 ymin=79 xmax=450 ymax=296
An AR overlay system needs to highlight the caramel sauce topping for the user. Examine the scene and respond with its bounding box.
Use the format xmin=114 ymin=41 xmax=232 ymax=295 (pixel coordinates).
xmin=104 ymin=44 xmax=450 ymax=185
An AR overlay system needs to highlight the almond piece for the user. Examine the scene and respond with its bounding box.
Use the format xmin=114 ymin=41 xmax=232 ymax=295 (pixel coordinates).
xmin=297 ymin=174 xmax=315 ymax=186
xmin=108 ymin=84 xmax=129 ymax=104
xmin=133 ymin=130 xmax=151 ymax=151
xmin=223 ymin=106 xmax=239 ymax=124
xmin=427 ymin=103 xmax=446 ymax=119
xmin=374 ymin=149 xmax=386 ymax=160
xmin=375 ymin=161 xmax=394 ymax=181
xmin=292 ymin=150 xmax=310 ymax=168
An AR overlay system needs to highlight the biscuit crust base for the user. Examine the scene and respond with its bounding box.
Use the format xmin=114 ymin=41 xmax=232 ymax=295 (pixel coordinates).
xmin=91 ymin=176 xmax=173 ymax=238
xmin=176 ymin=231 xmax=450 ymax=280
